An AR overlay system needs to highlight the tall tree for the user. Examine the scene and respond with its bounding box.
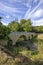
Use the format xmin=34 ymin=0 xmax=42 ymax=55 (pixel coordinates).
xmin=8 ymin=20 xmax=19 ymax=32
xmin=20 ymin=19 xmax=32 ymax=32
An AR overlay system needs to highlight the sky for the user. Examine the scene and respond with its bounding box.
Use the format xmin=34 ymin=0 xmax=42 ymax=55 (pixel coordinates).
xmin=0 ymin=0 xmax=43 ymax=26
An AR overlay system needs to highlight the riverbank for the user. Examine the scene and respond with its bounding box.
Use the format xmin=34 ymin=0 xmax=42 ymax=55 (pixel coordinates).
xmin=37 ymin=34 xmax=43 ymax=40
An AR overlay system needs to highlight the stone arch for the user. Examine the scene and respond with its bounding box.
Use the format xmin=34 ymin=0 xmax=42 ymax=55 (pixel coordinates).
xmin=9 ymin=32 xmax=36 ymax=45
xmin=15 ymin=35 xmax=27 ymax=47
xmin=16 ymin=35 xmax=27 ymax=42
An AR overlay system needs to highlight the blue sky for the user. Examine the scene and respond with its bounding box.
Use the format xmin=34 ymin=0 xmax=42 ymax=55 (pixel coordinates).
xmin=0 ymin=0 xmax=43 ymax=26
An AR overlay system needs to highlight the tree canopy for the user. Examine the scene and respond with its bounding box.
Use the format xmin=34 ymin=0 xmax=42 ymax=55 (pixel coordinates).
xmin=20 ymin=19 xmax=32 ymax=32
xmin=0 ymin=22 xmax=10 ymax=40
xmin=8 ymin=20 xmax=19 ymax=32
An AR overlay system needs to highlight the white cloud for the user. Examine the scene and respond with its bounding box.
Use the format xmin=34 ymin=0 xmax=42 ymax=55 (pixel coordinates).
xmin=31 ymin=9 xmax=43 ymax=18
xmin=24 ymin=0 xmax=43 ymax=26
xmin=6 ymin=15 xmax=10 ymax=19
xmin=37 ymin=19 xmax=43 ymax=26
xmin=24 ymin=1 xmax=41 ymax=19
xmin=34 ymin=9 xmax=43 ymax=17
xmin=2 ymin=21 xmax=8 ymax=25
xmin=0 ymin=3 xmax=22 ymax=14
xmin=32 ymin=19 xmax=43 ymax=26
xmin=23 ymin=2 xmax=31 ymax=8
xmin=8 ymin=0 xmax=23 ymax=3
xmin=41 ymin=0 xmax=43 ymax=2
xmin=34 ymin=0 xmax=38 ymax=3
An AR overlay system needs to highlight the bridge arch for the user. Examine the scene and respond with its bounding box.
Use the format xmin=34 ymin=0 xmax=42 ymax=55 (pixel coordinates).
xmin=17 ymin=35 xmax=27 ymax=41
xmin=9 ymin=32 xmax=36 ymax=45
xmin=15 ymin=35 xmax=27 ymax=47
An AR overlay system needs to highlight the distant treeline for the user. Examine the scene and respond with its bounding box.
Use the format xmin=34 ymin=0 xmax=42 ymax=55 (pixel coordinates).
xmin=31 ymin=26 xmax=43 ymax=33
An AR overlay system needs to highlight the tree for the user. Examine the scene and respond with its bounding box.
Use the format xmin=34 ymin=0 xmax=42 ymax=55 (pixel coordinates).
xmin=0 ymin=16 xmax=2 ymax=28
xmin=20 ymin=19 xmax=32 ymax=32
xmin=0 ymin=16 xmax=2 ymax=22
xmin=0 ymin=25 xmax=10 ymax=39
xmin=0 ymin=16 xmax=10 ymax=40
xmin=19 ymin=19 xmax=27 ymax=31
xmin=0 ymin=17 xmax=3 ymax=39
xmin=8 ymin=20 xmax=19 ymax=32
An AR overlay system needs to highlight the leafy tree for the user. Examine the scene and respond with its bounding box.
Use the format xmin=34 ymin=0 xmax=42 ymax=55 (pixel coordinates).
xmin=2 ymin=26 xmax=10 ymax=39
xmin=8 ymin=20 xmax=19 ymax=32
xmin=19 ymin=19 xmax=27 ymax=31
xmin=0 ymin=17 xmax=4 ymax=39
xmin=0 ymin=16 xmax=3 ymax=27
xmin=0 ymin=22 xmax=10 ymax=39
xmin=20 ymin=19 xmax=32 ymax=32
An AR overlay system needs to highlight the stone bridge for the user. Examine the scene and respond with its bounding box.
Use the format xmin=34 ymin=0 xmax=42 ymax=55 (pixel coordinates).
xmin=9 ymin=32 xmax=36 ymax=45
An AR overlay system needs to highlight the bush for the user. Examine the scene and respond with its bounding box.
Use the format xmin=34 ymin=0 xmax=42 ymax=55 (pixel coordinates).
xmin=31 ymin=51 xmax=38 ymax=55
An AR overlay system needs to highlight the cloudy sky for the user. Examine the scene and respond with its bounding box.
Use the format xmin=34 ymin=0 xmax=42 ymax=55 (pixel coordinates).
xmin=0 ymin=0 xmax=43 ymax=26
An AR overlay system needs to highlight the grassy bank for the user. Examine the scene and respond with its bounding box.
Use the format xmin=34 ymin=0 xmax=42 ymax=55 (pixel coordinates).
xmin=37 ymin=34 xmax=43 ymax=40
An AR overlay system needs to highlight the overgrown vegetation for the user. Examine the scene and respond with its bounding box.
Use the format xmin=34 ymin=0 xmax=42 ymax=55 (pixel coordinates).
xmin=0 ymin=39 xmax=43 ymax=65
xmin=0 ymin=16 xmax=43 ymax=65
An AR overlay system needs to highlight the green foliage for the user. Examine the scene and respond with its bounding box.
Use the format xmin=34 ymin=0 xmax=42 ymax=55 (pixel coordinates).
xmin=0 ymin=22 xmax=10 ymax=40
xmin=20 ymin=19 xmax=32 ymax=32
xmin=8 ymin=20 xmax=19 ymax=32
xmin=0 ymin=16 xmax=43 ymax=65
xmin=0 ymin=38 xmax=43 ymax=65
xmin=8 ymin=19 xmax=32 ymax=32
xmin=7 ymin=39 xmax=13 ymax=48
xmin=14 ymin=47 xmax=20 ymax=55
xmin=32 ymin=26 xmax=43 ymax=33
xmin=31 ymin=51 xmax=37 ymax=55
